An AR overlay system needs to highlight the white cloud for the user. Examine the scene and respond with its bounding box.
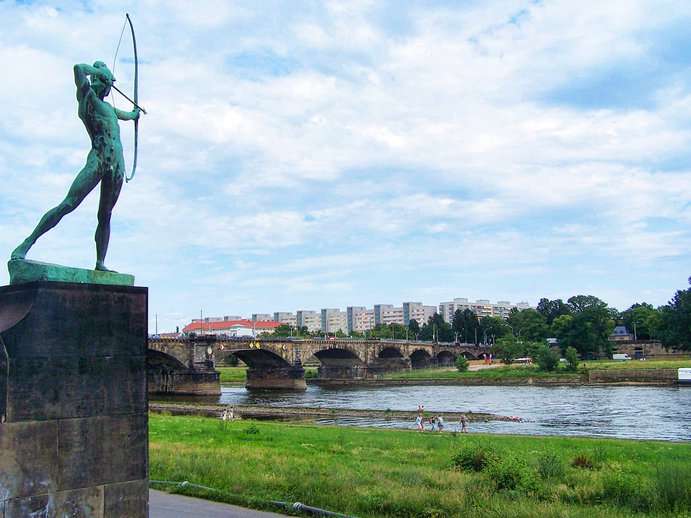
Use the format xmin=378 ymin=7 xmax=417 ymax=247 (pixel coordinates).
xmin=1 ymin=0 xmax=690 ymax=323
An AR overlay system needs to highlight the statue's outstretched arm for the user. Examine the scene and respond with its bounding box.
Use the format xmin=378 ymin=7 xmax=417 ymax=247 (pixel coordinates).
xmin=114 ymin=107 xmax=140 ymax=121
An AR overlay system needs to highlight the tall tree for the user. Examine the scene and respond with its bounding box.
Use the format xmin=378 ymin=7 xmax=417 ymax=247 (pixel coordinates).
xmin=621 ymin=303 xmax=661 ymax=340
xmin=463 ymin=309 xmax=480 ymax=344
xmin=659 ymin=278 xmax=691 ymax=350
xmin=507 ymin=308 xmax=549 ymax=341
xmin=567 ymin=295 xmax=607 ymax=313
xmin=479 ymin=316 xmax=510 ymax=344
xmin=555 ymin=297 xmax=615 ymax=356
xmin=536 ymin=298 xmax=571 ymax=325
xmin=408 ymin=319 xmax=420 ymax=338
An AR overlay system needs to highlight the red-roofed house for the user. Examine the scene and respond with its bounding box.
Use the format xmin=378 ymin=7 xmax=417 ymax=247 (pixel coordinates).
xmin=182 ymin=319 xmax=282 ymax=337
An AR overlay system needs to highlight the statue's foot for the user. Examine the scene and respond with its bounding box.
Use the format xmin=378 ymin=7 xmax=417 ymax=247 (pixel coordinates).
xmin=95 ymin=262 xmax=117 ymax=273
xmin=10 ymin=242 xmax=30 ymax=261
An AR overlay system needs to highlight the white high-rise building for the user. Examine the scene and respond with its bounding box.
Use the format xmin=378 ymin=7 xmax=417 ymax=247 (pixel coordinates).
xmin=273 ymin=312 xmax=297 ymax=327
xmin=252 ymin=313 xmax=273 ymax=322
xmin=296 ymin=310 xmax=321 ymax=332
xmin=402 ymin=302 xmax=437 ymax=325
xmin=379 ymin=305 xmax=405 ymax=325
xmin=347 ymin=306 xmax=375 ymax=333
xmin=439 ymin=298 xmax=532 ymax=322
xmin=321 ymin=308 xmax=347 ymax=333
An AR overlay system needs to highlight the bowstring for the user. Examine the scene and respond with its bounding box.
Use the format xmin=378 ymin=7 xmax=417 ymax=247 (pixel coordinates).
xmin=110 ymin=17 xmax=128 ymax=109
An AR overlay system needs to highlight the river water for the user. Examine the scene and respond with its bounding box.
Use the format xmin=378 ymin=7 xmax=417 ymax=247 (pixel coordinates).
xmin=206 ymin=384 xmax=691 ymax=441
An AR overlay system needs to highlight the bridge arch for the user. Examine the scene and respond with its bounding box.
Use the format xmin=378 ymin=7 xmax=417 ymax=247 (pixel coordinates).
xmin=436 ymin=350 xmax=456 ymax=367
xmin=147 ymin=349 xmax=189 ymax=394
xmin=313 ymin=347 xmax=366 ymax=380
xmin=378 ymin=347 xmax=404 ymax=359
xmin=233 ymin=349 xmax=292 ymax=369
xmin=314 ymin=347 xmax=365 ymax=366
xmin=410 ymin=349 xmax=432 ymax=369
xmin=147 ymin=349 xmax=187 ymax=371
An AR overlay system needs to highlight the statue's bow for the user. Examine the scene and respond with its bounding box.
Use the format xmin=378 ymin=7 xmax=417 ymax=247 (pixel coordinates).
xmin=125 ymin=13 xmax=139 ymax=183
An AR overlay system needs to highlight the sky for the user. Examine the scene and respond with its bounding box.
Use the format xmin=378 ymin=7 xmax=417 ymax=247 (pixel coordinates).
xmin=1 ymin=0 xmax=690 ymax=332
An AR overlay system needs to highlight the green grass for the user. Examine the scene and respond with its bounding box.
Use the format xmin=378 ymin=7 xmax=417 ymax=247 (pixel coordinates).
xmin=216 ymin=367 xmax=248 ymax=383
xmin=219 ymin=360 xmax=691 ymax=383
xmin=149 ymin=414 xmax=691 ymax=517
xmin=383 ymin=359 xmax=691 ymax=381
xmin=580 ymin=359 xmax=691 ymax=370
xmin=384 ymin=365 xmax=581 ymax=380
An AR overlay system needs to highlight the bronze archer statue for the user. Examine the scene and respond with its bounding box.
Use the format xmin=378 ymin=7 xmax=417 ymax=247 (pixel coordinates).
xmin=11 ymin=61 xmax=140 ymax=272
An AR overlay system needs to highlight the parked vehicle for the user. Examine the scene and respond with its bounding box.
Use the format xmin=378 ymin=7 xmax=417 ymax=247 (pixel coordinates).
xmin=612 ymin=353 xmax=631 ymax=361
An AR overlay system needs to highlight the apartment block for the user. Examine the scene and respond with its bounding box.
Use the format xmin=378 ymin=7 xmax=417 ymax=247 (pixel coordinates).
xmin=273 ymin=312 xmax=297 ymax=327
xmin=347 ymin=306 xmax=375 ymax=333
xmin=373 ymin=304 xmax=404 ymax=326
xmin=252 ymin=313 xmax=273 ymax=322
xmin=321 ymin=308 xmax=347 ymax=333
xmin=296 ymin=310 xmax=321 ymax=332
xmin=191 ymin=315 xmax=242 ymax=323
xmin=402 ymin=301 xmax=437 ymax=325
xmin=439 ymin=298 xmax=531 ymax=322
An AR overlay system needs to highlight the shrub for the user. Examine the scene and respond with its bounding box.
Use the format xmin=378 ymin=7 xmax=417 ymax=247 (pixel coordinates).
xmin=654 ymin=463 xmax=691 ymax=512
xmin=452 ymin=443 xmax=497 ymax=472
xmin=602 ymin=471 xmax=654 ymax=512
xmin=455 ymin=355 xmax=469 ymax=372
xmin=571 ymin=454 xmax=594 ymax=470
xmin=492 ymin=338 xmax=525 ymax=364
xmin=225 ymin=353 xmax=239 ymax=366
xmin=536 ymin=451 xmax=565 ymax=480
xmin=564 ymin=346 xmax=579 ymax=371
xmin=536 ymin=345 xmax=560 ymax=371
xmin=486 ymin=456 xmax=537 ymax=492
xmin=243 ymin=424 xmax=259 ymax=435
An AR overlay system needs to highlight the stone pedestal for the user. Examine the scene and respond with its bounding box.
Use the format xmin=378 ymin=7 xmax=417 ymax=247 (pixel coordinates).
xmin=0 ymin=281 xmax=148 ymax=517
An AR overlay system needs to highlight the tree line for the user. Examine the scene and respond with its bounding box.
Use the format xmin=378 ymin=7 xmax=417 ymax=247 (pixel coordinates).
xmin=413 ymin=278 xmax=691 ymax=357
xmin=268 ymin=278 xmax=691 ymax=356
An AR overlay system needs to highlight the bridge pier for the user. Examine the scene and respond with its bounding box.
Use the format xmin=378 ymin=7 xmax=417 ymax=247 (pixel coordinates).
xmin=147 ymin=342 xmax=221 ymax=396
xmin=148 ymin=368 xmax=221 ymax=395
xmin=246 ymin=365 xmax=306 ymax=390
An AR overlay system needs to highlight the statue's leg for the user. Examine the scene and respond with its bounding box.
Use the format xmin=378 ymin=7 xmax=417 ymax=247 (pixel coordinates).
xmin=94 ymin=169 xmax=124 ymax=272
xmin=11 ymin=153 xmax=101 ymax=260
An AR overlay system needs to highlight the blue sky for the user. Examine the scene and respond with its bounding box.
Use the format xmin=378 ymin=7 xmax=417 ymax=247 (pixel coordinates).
xmin=1 ymin=0 xmax=690 ymax=332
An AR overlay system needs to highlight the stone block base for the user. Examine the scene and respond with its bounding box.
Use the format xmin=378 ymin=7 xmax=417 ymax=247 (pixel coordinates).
xmin=0 ymin=281 xmax=148 ymax=517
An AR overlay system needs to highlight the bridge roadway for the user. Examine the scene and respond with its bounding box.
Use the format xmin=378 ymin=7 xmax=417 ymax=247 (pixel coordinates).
xmin=148 ymin=336 xmax=488 ymax=391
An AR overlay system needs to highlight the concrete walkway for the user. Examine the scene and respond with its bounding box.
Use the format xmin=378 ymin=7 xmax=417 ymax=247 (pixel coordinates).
xmin=150 ymin=489 xmax=288 ymax=518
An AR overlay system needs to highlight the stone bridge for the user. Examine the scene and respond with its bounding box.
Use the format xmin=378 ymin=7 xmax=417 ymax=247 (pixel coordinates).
xmin=147 ymin=338 xmax=220 ymax=396
xmin=149 ymin=336 xmax=489 ymax=391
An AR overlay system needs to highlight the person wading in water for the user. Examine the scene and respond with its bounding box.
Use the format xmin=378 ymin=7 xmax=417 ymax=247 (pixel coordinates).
xmin=11 ymin=61 xmax=140 ymax=271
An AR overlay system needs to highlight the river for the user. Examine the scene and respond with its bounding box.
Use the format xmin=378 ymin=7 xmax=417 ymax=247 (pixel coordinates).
xmin=178 ymin=384 xmax=691 ymax=441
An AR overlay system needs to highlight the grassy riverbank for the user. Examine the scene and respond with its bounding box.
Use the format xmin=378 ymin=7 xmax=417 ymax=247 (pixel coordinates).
xmin=149 ymin=414 xmax=691 ymax=517
xmin=383 ymin=359 xmax=691 ymax=381
xmin=384 ymin=365 xmax=580 ymax=381
xmin=218 ymin=366 xmax=318 ymax=383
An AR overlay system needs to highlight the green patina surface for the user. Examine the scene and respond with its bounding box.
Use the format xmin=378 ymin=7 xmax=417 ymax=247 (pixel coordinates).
xmin=8 ymin=259 xmax=134 ymax=286
xmin=9 ymin=61 xmax=140 ymax=273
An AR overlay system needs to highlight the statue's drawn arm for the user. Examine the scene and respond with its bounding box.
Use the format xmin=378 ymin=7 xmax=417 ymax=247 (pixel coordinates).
xmin=114 ymin=107 xmax=140 ymax=121
xmin=73 ymin=63 xmax=110 ymax=102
